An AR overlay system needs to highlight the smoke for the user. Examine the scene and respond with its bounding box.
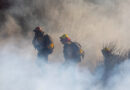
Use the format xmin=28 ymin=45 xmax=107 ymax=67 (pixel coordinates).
xmin=0 ymin=44 xmax=98 ymax=90
xmin=0 ymin=0 xmax=130 ymax=89
xmin=1 ymin=0 xmax=130 ymax=67
xmin=1 ymin=45 xmax=130 ymax=90
xmin=105 ymin=60 xmax=130 ymax=90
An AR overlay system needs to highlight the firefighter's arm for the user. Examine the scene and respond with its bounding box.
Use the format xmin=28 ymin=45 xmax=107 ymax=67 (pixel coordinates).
xmin=32 ymin=38 xmax=36 ymax=49
xmin=32 ymin=38 xmax=40 ymax=49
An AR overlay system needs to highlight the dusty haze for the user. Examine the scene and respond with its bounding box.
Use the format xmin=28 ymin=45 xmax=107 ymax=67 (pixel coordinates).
xmin=0 ymin=0 xmax=130 ymax=68
xmin=1 ymin=0 xmax=130 ymax=90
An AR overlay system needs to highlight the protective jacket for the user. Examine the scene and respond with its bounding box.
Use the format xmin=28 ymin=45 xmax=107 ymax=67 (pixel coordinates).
xmin=32 ymin=33 xmax=54 ymax=60
xmin=63 ymin=42 xmax=84 ymax=63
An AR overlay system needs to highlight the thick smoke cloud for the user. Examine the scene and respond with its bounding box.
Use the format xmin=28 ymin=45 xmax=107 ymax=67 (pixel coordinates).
xmin=1 ymin=47 xmax=130 ymax=90
xmin=1 ymin=0 xmax=130 ymax=66
xmin=1 ymin=0 xmax=130 ymax=89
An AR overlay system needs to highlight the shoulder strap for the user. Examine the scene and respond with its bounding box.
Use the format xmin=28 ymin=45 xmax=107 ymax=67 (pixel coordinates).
xmin=72 ymin=42 xmax=81 ymax=48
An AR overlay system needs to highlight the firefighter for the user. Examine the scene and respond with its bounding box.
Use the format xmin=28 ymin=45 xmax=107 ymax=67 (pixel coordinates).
xmin=32 ymin=26 xmax=54 ymax=62
xmin=102 ymin=47 xmax=122 ymax=84
xmin=60 ymin=34 xmax=84 ymax=65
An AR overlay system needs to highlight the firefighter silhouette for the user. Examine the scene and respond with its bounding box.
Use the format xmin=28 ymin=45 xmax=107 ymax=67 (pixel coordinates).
xmin=32 ymin=26 xmax=54 ymax=62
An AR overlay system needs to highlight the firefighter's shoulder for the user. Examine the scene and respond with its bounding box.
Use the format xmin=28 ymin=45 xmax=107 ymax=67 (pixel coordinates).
xmin=71 ymin=42 xmax=81 ymax=48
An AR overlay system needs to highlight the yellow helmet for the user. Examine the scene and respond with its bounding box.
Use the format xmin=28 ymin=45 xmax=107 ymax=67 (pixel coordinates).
xmin=60 ymin=34 xmax=71 ymax=43
xmin=104 ymin=47 xmax=110 ymax=52
xmin=60 ymin=34 xmax=69 ymax=39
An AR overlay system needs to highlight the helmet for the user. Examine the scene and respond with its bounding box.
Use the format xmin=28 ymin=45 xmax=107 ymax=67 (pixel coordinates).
xmin=33 ymin=26 xmax=43 ymax=33
xmin=104 ymin=47 xmax=110 ymax=52
xmin=60 ymin=34 xmax=71 ymax=40
xmin=35 ymin=26 xmax=41 ymax=30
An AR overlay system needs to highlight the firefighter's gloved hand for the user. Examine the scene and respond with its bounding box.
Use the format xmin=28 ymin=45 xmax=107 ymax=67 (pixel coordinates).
xmin=80 ymin=49 xmax=85 ymax=58
xmin=48 ymin=43 xmax=54 ymax=49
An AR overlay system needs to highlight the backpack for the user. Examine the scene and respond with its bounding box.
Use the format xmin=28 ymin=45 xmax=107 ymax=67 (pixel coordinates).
xmin=43 ymin=34 xmax=54 ymax=54
xmin=72 ymin=42 xmax=85 ymax=59
xmin=32 ymin=34 xmax=54 ymax=54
